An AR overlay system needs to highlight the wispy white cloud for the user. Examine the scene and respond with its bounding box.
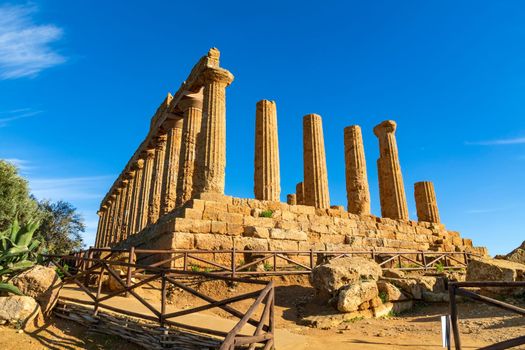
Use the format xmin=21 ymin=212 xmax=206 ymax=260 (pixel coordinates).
xmin=465 ymin=137 xmax=525 ymax=146
xmin=3 ymin=157 xmax=33 ymax=171
xmin=0 ymin=4 xmax=65 ymax=79
xmin=466 ymin=208 xmax=505 ymax=214
xmin=29 ymin=175 xmax=114 ymax=201
xmin=0 ymin=108 xmax=41 ymax=126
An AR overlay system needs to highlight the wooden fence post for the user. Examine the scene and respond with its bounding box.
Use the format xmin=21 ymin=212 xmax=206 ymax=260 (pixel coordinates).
xmin=449 ymin=284 xmax=461 ymax=350
xmin=126 ymin=246 xmax=135 ymax=297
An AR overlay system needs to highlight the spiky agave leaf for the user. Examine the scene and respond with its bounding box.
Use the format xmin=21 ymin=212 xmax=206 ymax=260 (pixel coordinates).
xmin=0 ymin=282 xmax=23 ymax=295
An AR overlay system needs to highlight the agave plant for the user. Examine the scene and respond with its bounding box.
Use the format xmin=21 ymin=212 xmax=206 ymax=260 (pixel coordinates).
xmin=0 ymin=219 xmax=41 ymax=295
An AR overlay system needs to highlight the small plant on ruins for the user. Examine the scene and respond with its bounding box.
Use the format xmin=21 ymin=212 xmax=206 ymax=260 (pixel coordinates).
xmin=435 ymin=262 xmax=445 ymax=273
xmin=263 ymin=262 xmax=273 ymax=271
xmin=190 ymin=264 xmax=202 ymax=272
xmin=0 ymin=219 xmax=41 ymax=295
xmin=344 ymin=316 xmax=364 ymax=323
xmin=259 ymin=210 xmax=273 ymax=218
xmin=379 ymin=291 xmax=389 ymax=304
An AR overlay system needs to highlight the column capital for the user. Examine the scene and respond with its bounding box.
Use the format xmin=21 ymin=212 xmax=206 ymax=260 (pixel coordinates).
xmin=143 ymin=148 xmax=155 ymax=159
xmin=110 ymin=193 xmax=117 ymax=200
xmin=153 ymin=134 xmax=168 ymax=149
xmin=202 ymin=67 xmax=234 ymax=86
xmin=373 ymin=120 xmax=397 ymax=137
xmin=119 ymin=179 xmax=129 ymax=187
xmin=132 ymin=158 xmax=144 ymax=170
xmin=124 ymin=170 xmax=135 ymax=180
xmin=179 ymin=95 xmax=203 ymax=111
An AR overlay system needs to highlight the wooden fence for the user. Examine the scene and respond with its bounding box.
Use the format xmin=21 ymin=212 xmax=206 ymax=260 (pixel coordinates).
xmin=67 ymin=247 xmax=478 ymax=279
xmin=448 ymin=281 xmax=525 ymax=350
xmin=44 ymin=253 xmax=275 ymax=350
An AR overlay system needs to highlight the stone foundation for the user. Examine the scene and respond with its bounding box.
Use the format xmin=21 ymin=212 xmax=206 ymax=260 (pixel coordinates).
xmin=115 ymin=194 xmax=487 ymax=257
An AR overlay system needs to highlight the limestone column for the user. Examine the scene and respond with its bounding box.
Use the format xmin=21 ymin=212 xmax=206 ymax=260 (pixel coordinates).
xmin=129 ymin=159 xmax=144 ymax=235
xmin=414 ymin=181 xmax=441 ymax=223
xmin=160 ymin=119 xmax=183 ymax=215
xmin=303 ymin=114 xmax=330 ymax=208
xmin=148 ymin=135 xmax=167 ymax=224
xmin=109 ymin=190 xmax=121 ymax=245
xmin=296 ymin=182 xmax=304 ymax=205
xmin=344 ymin=125 xmax=371 ymax=215
xmin=287 ymin=194 xmax=297 ymax=205
xmin=177 ymin=96 xmax=203 ymax=206
xmin=373 ymin=120 xmax=409 ymax=220
xmin=138 ymin=149 xmax=155 ymax=231
xmin=194 ymin=67 xmax=234 ymax=195
xmin=116 ymin=180 xmax=128 ymax=242
xmin=95 ymin=209 xmax=103 ymax=248
xmin=254 ymin=100 xmax=281 ymax=201
xmin=102 ymin=198 xmax=114 ymax=247
xmin=122 ymin=171 xmax=135 ymax=240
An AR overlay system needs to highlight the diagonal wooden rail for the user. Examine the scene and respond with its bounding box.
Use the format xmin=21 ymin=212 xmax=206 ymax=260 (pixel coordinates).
xmin=448 ymin=281 xmax=525 ymax=350
xmin=43 ymin=254 xmax=275 ymax=349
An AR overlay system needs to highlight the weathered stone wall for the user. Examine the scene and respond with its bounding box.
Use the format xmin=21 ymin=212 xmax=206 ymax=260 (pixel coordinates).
xmin=115 ymin=195 xmax=487 ymax=257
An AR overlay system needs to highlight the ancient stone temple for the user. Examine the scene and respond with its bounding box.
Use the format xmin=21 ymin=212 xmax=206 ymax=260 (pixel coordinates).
xmin=94 ymin=48 xmax=486 ymax=256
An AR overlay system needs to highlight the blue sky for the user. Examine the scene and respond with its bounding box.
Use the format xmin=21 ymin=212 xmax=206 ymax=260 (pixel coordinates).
xmin=1 ymin=1 xmax=524 ymax=255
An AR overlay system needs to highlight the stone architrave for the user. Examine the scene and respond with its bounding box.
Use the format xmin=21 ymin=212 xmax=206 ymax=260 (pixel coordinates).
xmin=148 ymin=134 xmax=167 ymax=224
xmin=303 ymin=114 xmax=330 ymax=209
xmin=296 ymin=182 xmax=305 ymax=205
xmin=177 ymin=96 xmax=203 ymax=206
xmin=194 ymin=67 xmax=234 ymax=195
xmin=373 ymin=120 xmax=409 ymax=220
xmin=129 ymin=159 xmax=144 ymax=235
xmin=254 ymin=100 xmax=280 ymax=201
xmin=414 ymin=181 xmax=441 ymax=223
xmin=287 ymin=194 xmax=297 ymax=205
xmin=138 ymin=149 xmax=155 ymax=231
xmin=160 ymin=119 xmax=183 ymax=215
xmin=344 ymin=125 xmax=371 ymax=215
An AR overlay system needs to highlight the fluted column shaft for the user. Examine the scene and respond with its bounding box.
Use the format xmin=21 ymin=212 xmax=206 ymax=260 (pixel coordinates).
xmin=295 ymin=182 xmax=304 ymax=205
xmin=414 ymin=181 xmax=441 ymax=223
xmin=177 ymin=97 xmax=203 ymax=206
xmin=102 ymin=199 xmax=114 ymax=247
xmin=374 ymin=120 xmax=409 ymax=220
xmin=95 ymin=210 xmax=103 ymax=248
xmin=122 ymin=172 xmax=135 ymax=240
xmin=344 ymin=126 xmax=371 ymax=215
xmin=160 ymin=120 xmax=183 ymax=215
xmin=138 ymin=150 xmax=155 ymax=231
xmin=254 ymin=100 xmax=280 ymax=201
xmin=194 ymin=68 xmax=234 ymax=194
xmin=303 ymin=114 xmax=330 ymax=208
xmin=116 ymin=181 xmax=128 ymax=242
xmin=109 ymin=190 xmax=121 ymax=245
xmin=148 ymin=135 xmax=167 ymax=224
xmin=129 ymin=159 xmax=144 ymax=235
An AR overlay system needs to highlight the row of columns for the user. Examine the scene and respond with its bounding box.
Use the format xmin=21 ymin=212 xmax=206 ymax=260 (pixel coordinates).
xmin=250 ymin=101 xmax=441 ymax=223
xmin=96 ymin=63 xmax=234 ymax=247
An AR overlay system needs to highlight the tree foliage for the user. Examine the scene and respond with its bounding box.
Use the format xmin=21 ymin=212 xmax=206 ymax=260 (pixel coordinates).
xmin=37 ymin=200 xmax=85 ymax=255
xmin=0 ymin=159 xmax=85 ymax=255
xmin=0 ymin=160 xmax=39 ymax=231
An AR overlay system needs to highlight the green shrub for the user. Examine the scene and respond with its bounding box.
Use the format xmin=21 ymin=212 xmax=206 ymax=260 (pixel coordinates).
xmin=259 ymin=210 xmax=273 ymax=218
xmin=379 ymin=291 xmax=389 ymax=303
xmin=435 ymin=262 xmax=445 ymax=273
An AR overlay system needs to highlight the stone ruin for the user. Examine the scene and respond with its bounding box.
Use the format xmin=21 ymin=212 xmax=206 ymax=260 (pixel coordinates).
xmin=94 ymin=48 xmax=487 ymax=258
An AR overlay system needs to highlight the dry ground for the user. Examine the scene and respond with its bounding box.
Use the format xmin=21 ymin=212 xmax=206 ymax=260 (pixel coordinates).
xmin=1 ymin=275 xmax=524 ymax=349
